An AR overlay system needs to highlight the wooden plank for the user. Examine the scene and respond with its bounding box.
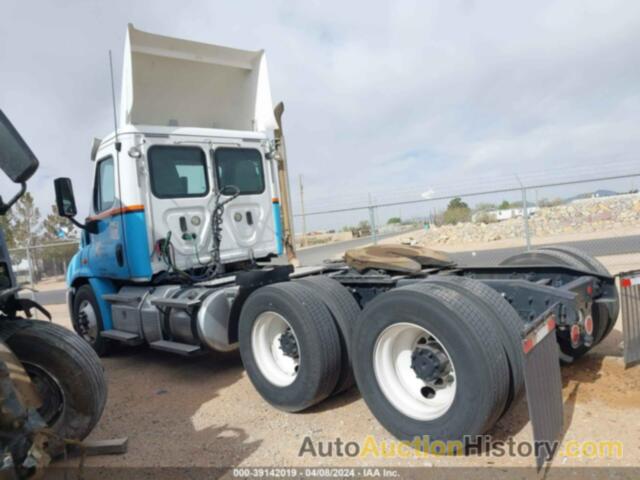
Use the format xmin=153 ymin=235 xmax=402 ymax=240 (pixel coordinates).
xmin=82 ymin=438 xmax=129 ymax=456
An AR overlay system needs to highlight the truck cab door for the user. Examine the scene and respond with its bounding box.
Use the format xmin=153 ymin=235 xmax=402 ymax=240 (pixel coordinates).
xmin=213 ymin=147 xmax=275 ymax=261
xmin=87 ymin=155 xmax=130 ymax=279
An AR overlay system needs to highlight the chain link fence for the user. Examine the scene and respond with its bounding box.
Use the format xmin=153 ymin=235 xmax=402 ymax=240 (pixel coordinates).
xmin=294 ymin=172 xmax=640 ymax=273
xmin=8 ymin=172 xmax=640 ymax=286
xmin=9 ymin=241 xmax=79 ymax=286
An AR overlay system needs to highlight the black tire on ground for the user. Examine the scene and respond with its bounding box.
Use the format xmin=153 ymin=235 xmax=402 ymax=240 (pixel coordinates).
xmin=352 ymin=284 xmax=510 ymax=445
xmin=238 ymin=282 xmax=342 ymax=412
xmin=297 ymin=276 xmax=360 ymax=394
xmin=424 ymin=276 xmax=524 ymax=414
xmin=499 ymin=249 xmax=584 ymax=270
xmin=500 ymin=248 xmax=604 ymax=359
xmin=538 ymin=245 xmax=619 ymax=339
xmin=73 ymin=284 xmax=111 ymax=356
xmin=3 ymin=319 xmax=107 ymax=457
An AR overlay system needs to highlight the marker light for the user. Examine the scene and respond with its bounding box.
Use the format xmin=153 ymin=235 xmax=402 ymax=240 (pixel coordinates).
xmin=128 ymin=146 xmax=142 ymax=158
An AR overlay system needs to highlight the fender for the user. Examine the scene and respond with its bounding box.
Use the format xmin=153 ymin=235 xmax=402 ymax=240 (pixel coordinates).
xmin=87 ymin=278 xmax=118 ymax=331
xmin=66 ymin=251 xmax=118 ymax=331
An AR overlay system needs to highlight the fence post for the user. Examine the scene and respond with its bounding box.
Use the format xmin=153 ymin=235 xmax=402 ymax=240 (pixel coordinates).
xmin=26 ymin=245 xmax=34 ymax=286
xmin=522 ymin=187 xmax=531 ymax=251
xmin=368 ymin=193 xmax=377 ymax=245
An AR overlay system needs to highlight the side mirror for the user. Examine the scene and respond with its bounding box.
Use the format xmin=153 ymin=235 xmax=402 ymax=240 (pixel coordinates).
xmin=0 ymin=110 xmax=39 ymax=184
xmin=54 ymin=178 xmax=78 ymax=217
xmin=53 ymin=177 xmax=98 ymax=234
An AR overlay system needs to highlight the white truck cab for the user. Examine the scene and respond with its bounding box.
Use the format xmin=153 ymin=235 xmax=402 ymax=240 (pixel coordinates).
xmin=84 ymin=24 xmax=282 ymax=282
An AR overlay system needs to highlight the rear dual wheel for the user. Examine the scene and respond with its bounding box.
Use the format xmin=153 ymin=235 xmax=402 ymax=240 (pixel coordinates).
xmin=423 ymin=276 xmax=525 ymax=414
xmin=238 ymin=282 xmax=343 ymax=412
xmin=296 ymin=276 xmax=361 ymax=394
xmin=352 ymin=283 xmax=512 ymax=445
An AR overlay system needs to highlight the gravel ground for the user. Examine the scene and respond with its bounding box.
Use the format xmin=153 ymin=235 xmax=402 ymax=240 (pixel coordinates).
xmin=44 ymin=255 xmax=640 ymax=476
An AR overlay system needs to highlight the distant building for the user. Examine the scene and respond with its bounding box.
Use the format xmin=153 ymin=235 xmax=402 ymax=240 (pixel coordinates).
xmin=472 ymin=206 xmax=538 ymax=223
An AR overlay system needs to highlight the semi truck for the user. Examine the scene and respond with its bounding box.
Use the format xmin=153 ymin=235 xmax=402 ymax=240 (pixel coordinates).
xmin=0 ymin=110 xmax=106 ymax=478
xmin=53 ymin=24 xmax=637 ymax=467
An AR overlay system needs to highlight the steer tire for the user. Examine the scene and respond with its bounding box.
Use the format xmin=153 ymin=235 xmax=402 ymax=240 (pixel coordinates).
xmin=3 ymin=319 xmax=107 ymax=457
xmin=297 ymin=276 xmax=360 ymax=394
xmin=238 ymin=282 xmax=342 ymax=412
xmin=424 ymin=276 xmax=524 ymax=414
xmin=352 ymin=284 xmax=510 ymax=445
xmin=538 ymin=245 xmax=618 ymax=340
xmin=500 ymin=248 xmax=604 ymax=360
xmin=73 ymin=284 xmax=111 ymax=356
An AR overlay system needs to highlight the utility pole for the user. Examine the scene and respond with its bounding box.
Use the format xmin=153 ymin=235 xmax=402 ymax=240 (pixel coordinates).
xmin=515 ymin=175 xmax=531 ymax=251
xmin=299 ymin=174 xmax=307 ymax=247
xmin=368 ymin=193 xmax=377 ymax=245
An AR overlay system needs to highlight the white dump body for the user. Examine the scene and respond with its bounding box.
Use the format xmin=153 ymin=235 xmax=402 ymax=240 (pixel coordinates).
xmin=120 ymin=24 xmax=277 ymax=131
xmin=84 ymin=25 xmax=282 ymax=278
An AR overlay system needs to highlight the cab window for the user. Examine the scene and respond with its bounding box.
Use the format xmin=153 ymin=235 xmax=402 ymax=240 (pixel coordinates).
xmin=93 ymin=157 xmax=115 ymax=213
xmin=214 ymin=148 xmax=265 ymax=195
xmin=148 ymin=146 xmax=208 ymax=198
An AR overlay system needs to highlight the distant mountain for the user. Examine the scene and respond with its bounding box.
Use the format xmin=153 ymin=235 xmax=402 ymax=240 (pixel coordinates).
xmin=567 ymin=189 xmax=620 ymax=202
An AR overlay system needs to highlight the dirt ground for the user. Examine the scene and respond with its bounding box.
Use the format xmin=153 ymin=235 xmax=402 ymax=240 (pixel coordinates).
xmin=43 ymin=255 xmax=640 ymax=477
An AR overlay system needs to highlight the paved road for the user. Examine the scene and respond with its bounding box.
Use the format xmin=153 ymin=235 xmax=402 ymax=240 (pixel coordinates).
xmin=36 ymin=290 xmax=67 ymax=306
xmin=446 ymin=234 xmax=640 ymax=266
xmin=36 ymin=233 xmax=639 ymax=305
xmin=290 ymin=232 xmax=640 ymax=267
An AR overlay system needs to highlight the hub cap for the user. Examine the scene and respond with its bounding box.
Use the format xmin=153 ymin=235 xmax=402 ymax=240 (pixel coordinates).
xmin=251 ymin=312 xmax=300 ymax=387
xmin=373 ymin=323 xmax=456 ymax=421
xmin=23 ymin=362 xmax=65 ymax=426
xmin=77 ymin=299 xmax=98 ymax=343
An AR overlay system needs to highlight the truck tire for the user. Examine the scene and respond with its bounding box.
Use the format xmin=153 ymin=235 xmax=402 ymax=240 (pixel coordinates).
xmin=500 ymin=248 xmax=604 ymax=360
xmin=238 ymin=282 xmax=342 ymax=412
xmin=73 ymin=284 xmax=111 ymax=356
xmin=352 ymin=284 xmax=510 ymax=445
xmin=3 ymin=319 xmax=107 ymax=457
xmin=297 ymin=276 xmax=360 ymax=394
xmin=538 ymin=245 xmax=619 ymax=339
xmin=423 ymin=276 xmax=524 ymax=414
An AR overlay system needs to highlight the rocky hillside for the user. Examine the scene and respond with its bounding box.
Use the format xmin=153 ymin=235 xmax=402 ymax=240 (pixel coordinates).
xmin=420 ymin=194 xmax=640 ymax=245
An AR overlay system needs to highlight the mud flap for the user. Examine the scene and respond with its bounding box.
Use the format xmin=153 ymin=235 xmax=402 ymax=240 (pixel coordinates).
xmin=619 ymin=271 xmax=640 ymax=366
xmin=522 ymin=308 xmax=564 ymax=470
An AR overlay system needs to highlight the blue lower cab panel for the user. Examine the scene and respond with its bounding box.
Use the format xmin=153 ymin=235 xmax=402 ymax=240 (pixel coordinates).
xmin=272 ymin=201 xmax=284 ymax=256
xmin=88 ymin=277 xmax=117 ymax=330
xmin=122 ymin=210 xmax=153 ymax=279
xmin=68 ymin=209 xmax=152 ymax=283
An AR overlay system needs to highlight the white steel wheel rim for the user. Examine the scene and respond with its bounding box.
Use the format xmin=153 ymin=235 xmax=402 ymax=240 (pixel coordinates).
xmin=77 ymin=299 xmax=98 ymax=343
xmin=373 ymin=322 xmax=456 ymax=421
xmin=251 ymin=311 xmax=300 ymax=387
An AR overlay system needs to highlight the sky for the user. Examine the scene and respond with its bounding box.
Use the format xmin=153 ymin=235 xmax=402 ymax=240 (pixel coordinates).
xmin=1 ymin=0 xmax=639 ymax=232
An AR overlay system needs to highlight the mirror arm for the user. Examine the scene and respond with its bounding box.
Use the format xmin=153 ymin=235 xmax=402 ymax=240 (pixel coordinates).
xmin=0 ymin=182 xmax=26 ymax=215
xmin=65 ymin=216 xmax=98 ymax=234
xmin=68 ymin=217 xmax=88 ymax=230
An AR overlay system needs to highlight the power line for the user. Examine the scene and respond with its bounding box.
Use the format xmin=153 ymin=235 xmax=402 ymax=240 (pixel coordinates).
xmin=298 ymin=161 xmax=640 ymax=211
xmin=295 ymin=171 xmax=640 ymax=217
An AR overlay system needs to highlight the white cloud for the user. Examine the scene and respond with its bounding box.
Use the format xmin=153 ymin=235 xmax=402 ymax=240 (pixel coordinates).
xmin=1 ymin=0 xmax=638 ymax=230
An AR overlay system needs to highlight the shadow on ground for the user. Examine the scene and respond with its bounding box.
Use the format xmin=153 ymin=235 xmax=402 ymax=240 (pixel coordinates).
xmin=53 ymin=346 xmax=261 ymax=477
